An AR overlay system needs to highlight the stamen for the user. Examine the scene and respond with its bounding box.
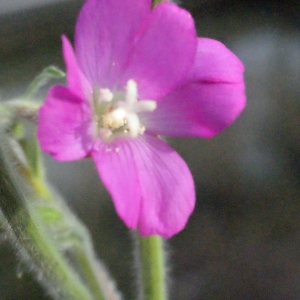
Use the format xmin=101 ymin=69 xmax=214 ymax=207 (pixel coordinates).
xmin=95 ymin=79 xmax=157 ymax=142
xmin=99 ymin=88 xmax=113 ymax=102
xmin=102 ymin=107 xmax=127 ymax=129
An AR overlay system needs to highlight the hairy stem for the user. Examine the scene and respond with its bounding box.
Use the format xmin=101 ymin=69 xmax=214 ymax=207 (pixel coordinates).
xmin=0 ymin=138 xmax=94 ymax=300
xmin=135 ymin=233 xmax=167 ymax=300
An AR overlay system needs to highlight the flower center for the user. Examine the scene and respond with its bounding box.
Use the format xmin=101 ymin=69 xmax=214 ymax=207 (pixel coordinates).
xmin=93 ymin=80 xmax=156 ymax=142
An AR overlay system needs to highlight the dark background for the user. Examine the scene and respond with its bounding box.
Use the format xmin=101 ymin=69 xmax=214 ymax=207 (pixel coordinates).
xmin=1 ymin=0 xmax=300 ymax=299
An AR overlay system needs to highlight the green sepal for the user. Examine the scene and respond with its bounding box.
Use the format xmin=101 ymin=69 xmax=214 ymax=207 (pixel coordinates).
xmin=24 ymin=65 xmax=65 ymax=98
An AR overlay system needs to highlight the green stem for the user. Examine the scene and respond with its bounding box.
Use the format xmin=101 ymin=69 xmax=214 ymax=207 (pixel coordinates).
xmin=135 ymin=233 xmax=167 ymax=300
xmin=0 ymin=141 xmax=94 ymax=300
xmin=2 ymin=136 xmax=114 ymax=300
xmin=27 ymin=171 xmax=108 ymax=300
xmin=73 ymin=246 xmax=104 ymax=293
xmin=0 ymin=112 xmax=120 ymax=300
xmin=24 ymin=220 xmax=95 ymax=300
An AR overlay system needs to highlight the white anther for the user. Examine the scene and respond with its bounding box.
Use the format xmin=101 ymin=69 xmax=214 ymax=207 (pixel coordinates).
xmin=99 ymin=88 xmax=113 ymax=102
xmin=102 ymin=107 xmax=127 ymax=129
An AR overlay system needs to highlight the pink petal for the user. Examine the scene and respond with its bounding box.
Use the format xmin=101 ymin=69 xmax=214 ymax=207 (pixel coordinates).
xmin=143 ymin=82 xmax=246 ymax=138
xmin=62 ymin=35 xmax=92 ymax=99
xmin=74 ymin=0 xmax=151 ymax=88
xmin=143 ymin=38 xmax=246 ymax=137
xmin=187 ymin=38 xmax=245 ymax=83
xmin=37 ymin=86 xmax=94 ymax=160
xmin=120 ymin=2 xmax=197 ymax=99
xmin=135 ymin=135 xmax=195 ymax=238
xmin=92 ymin=135 xmax=195 ymax=238
xmin=91 ymin=139 xmax=141 ymax=230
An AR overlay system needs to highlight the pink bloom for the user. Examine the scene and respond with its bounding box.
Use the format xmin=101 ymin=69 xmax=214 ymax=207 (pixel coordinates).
xmin=37 ymin=0 xmax=246 ymax=238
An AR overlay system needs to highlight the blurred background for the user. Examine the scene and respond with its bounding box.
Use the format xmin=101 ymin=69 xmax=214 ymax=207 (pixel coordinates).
xmin=1 ymin=0 xmax=300 ymax=299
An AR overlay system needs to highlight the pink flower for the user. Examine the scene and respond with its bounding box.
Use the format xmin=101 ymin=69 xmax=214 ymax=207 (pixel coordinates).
xmin=37 ymin=0 xmax=246 ymax=238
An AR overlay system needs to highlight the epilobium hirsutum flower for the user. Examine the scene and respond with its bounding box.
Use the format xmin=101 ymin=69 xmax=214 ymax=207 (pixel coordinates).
xmin=37 ymin=0 xmax=246 ymax=238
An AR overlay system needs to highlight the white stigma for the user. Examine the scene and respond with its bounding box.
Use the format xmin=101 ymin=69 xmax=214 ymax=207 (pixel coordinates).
xmin=95 ymin=79 xmax=156 ymax=142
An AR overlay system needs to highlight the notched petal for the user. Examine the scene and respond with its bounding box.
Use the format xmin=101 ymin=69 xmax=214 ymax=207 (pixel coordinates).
xmin=92 ymin=135 xmax=195 ymax=238
xmin=91 ymin=139 xmax=141 ymax=229
xmin=74 ymin=0 xmax=152 ymax=87
xmin=144 ymin=81 xmax=246 ymax=138
xmin=136 ymin=135 xmax=195 ymax=238
xmin=62 ymin=35 xmax=92 ymax=99
xmin=188 ymin=38 xmax=245 ymax=84
xmin=37 ymin=86 xmax=94 ymax=161
xmin=119 ymin=2 xmax=197 ymax=99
